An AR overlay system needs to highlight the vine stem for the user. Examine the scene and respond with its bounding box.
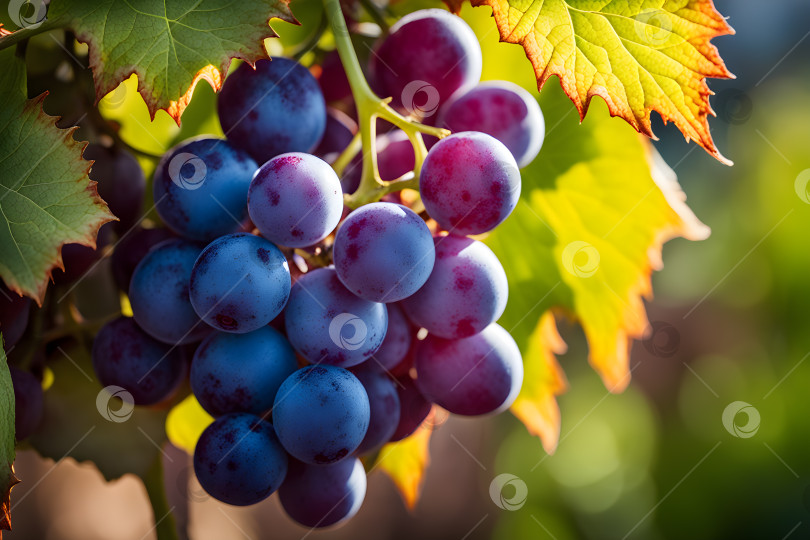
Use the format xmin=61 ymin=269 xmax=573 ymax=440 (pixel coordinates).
xmin=142 ymin=453 xmax=180 ymax=540
xmin=323 ymin=0 xmax=449 ymax=208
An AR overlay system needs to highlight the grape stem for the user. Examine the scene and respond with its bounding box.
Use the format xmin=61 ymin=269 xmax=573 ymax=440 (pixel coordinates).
xmin=323 ymin=0 xmax=449 ymax=208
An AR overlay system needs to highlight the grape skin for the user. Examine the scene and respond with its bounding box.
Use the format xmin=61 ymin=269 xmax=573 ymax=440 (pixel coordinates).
xmin=84 ymin=144 xmax=145 ymax=234
xmin=371 ymin=302 xmax=412 ymax=370
xmin=420 ymin=132 xmax=521 ymax=236
xmin=314 ymin=107 xmax=357 ymax=161
xmin=414 ymin=324 xmax=523 ymax=416
xmin=350 ymin=362 xmax=401 ymax=454
xmin=110 ymin=227 xmax=175 ymax=292
xmin=1 ymin=281 xmax=32 ymax=350
xmin=333 ymin=202 xmax=435 ymax=303
xmin=273 ymin=365 xmax=370 ymax=465
xmin=193 ymin=413 xmax=288 ymax=506
xmin=389 ymin=374 xmax=431 ymax=442
xmin=191 ymin=326 xmax=298 ymax=417
xmin=401 ymin=235 xmax=508 ymax=339
xmin=377 ymin=130 xmax=415 ymax=181
xmin=248 ymin=153 xmax=343 ymax=248
xmin=9 ymin=366 xmax=43 ymax=440
xmin=189 ymin=233 xmax=291 ymax=334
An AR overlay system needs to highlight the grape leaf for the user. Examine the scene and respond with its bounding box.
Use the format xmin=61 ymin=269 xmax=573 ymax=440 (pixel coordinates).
xmin=485 ymin=84 xmax=709 ymax=453
xmin=376 ymin=411 xmax=435 ymax=509
xmin=0 ymin=48 xmax=113 ymax=304
xmin=0 ymin=337 xmax=19 ymax=536
xmin=459 ymin=0 xmax=734 ymax=164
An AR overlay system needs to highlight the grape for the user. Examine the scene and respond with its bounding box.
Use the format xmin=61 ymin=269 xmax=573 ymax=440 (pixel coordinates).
xmin=92 ymin=317 xmax=185 ymax=405
xmin=377 ymin=130 xmax=415 ymax=181
xmin=401 ymin=235 xmax=507 ymax=339
xmin=317 ymin=50 xmax=353 ymax=104
xmin=279 ymin=457 xmax=366 ymax=528
xmin=193 ymin=413 xmax=287 ymax=506
xmin=1 ymin=281 xmax=31 ymax=350
xmin=248 ymin=153 xmax=343 ymax=248
xmin=84 ymin=144 xmax=145 ymax=234
xmin=420 ymin=132 xmax=521 ymax=236
xmin=129 ymin=239 xmax=210 ymax=345
xmin=52 ymin=223 xmax=112 ymax=285
xmin=438 ymin=81 xmax=545 ymax=168
xmin=191 ymin=326 xmax=298 ymax=417
xmin=153 ymin=137 xmax=257 ymax=243
xmin=9 ymin=366 xmax=44 ymax=440
xmin=371 ymin=303 xmax=411 ymax=370
xmin=369 ymin=9 xmax=481 ymax=115
xmin=314 ymin=107 xmax=357 ymax=160
xmin=189 ymin=233 xmax=291 ymax=334
xmin=284 ymin=267 xmax=387 ymax=367
xmin=389 ymin=338 xmax=416 ymax=379
xmin=218 ymin=57 xmax=327 ymax=164
xmin=333 ymin=202 xmax=435 ymax=302
xmin=350 ymin=362 xmax=401 ymax=454
xmin=390 ymin=374 xmax=431 ymax=442
xmin=414 ymin=323 xmax=523 ymax=416
xmin=273 ymin=365 xmax=370 ymax=464
xmin=110 ymin=227 xmax=175 ymax=292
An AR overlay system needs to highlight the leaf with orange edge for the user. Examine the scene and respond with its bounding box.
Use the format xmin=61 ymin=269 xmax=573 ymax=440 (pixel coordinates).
xmin=376 ymin=409 xmax=435 ymax=509
xmin=462 ymin=0 xmax=734 ymax=163
xmin=0 ymin=48 xmax=113 ymax=304
xmin=484 ymin=83 xmax=709 ymax=453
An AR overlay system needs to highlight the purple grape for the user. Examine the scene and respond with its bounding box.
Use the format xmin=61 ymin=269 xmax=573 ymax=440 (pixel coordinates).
xmin=91 ymin=317 xmax=185 ymax=405
xmin=369 ymin=9 xmax=481 ymax=116
xmin=218 ymin=57 xmax=327 ymax=164
xmin=273 ymin=365 xmax=370 ymax=464
xmin=129 ymin=239 xmax=209 ymax=345
xmin=317 ymin=50 xmax=353 ymax=104
xmin=189 ymin=233 xmax=291 ymax=334
xmin=314 ymin=107 xmax=357 ymax=160
xmin=414 ymin=324 xmax=523 ymax=416
xmin=248 ymin=153 xmax=343 ymax=248
xmin=371 ymin=303 xmax=411 ymax=370
xmin=110 ymin=227 xmax=175 ymax=292
xmin=390 ymin=375 xmax=431 ymax=442
xmin=52 ymin=223 xmax=112 ymax=285
xmin=9 ymin=366 xmax=44 ymax=440
xmin=333 ymin=203 xmax=435 ymax=302
xmin=194 ymin=413 xmax=288 ymax=506
xmin=284 ymin=267 xmax=387 ymax=367
xmin=279 ymin=457 xmax=366 ymax=528
xmin=84 ymin=144 xmax=145 ymax=234
xmin=153 ymin=137 xmax=257 ymax=243
xmin=420 ymin=132 xmax=521 ymax=236
xmin=191 ymin=326 xmax=298 ymax=417
xmin=1 ymin=281 xmax=31 ymax=350
xmin=438 ymin=81 xmax=545 ymax=167
xmin=401 ymin=236 xmax=507 ymax=339
xmin=350 ymin=362 xmax=401 ymax=454
xmin=377 ymin=130 xmax=415 ymax=181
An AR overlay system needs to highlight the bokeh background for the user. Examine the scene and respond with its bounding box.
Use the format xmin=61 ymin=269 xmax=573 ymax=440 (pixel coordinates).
xmin=7 ymin=0 xmax=810 ymax=538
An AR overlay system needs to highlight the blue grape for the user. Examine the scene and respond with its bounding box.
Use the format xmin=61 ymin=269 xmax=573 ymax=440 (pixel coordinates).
xmin=284 ymin=267 xmax=387 ymax=367
xmin=153 ymin=137 xmax=257 ymax=242
xmin=420 ymin=132 xmax=521 ymax=236
xmin=129 ymin=239 xmax=210 ymax=345
xmin=1 ymin=281 xmax=31 ymax=350
xmin=279 ymin=457 xmax=366 ymax=528
xmin=248 ymin=153 xmax=343 ymax=248
xmin=191 ymin=326 xmax=298 ymax=417
xmin=84 ymin=144 xmax=145 ymax=234
xmin=333 ymin=202 xmax=435 ymax=302
xmin=314 ymin=107 xmax=357 ymax=160
xmin=92 ymin=317 xmax=185 ymax=405
xmin=438 ymin=81 xmax=545 ymax=168
xmin=401 ymin=235 xmax=507 ymax=339
xmin=273 ymin=365 xmax=370 ymax=464
xmin=193 ymin=413 xmax=287 ymax=506
xmin=9 ymin=366 xmax=43 ymax=440
xmin=218 ymin=57 xmax=326 ymax=164
xmin=371 ymin=302 xmax=411 ymax=370
xmin=350 ymin=363 xmax=401 ymax=454
xmin=390 ymin=374 xmax=431 ymax=442
xmin=111 ymin=227 xmax=175 ymax=292
xmin=414 ymin=323 xmax=523 ymax=416
xmin=189 ymin=233 xmax=291 ymax=334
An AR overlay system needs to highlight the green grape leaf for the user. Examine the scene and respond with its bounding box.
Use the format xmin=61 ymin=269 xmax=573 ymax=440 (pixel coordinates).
xmin=0 ymin=48 xmax=114 ymax=304
xmin=485 ymin=84 xmax=709 ymax=453
xmin=0 ymin=337 xmax=19 ymax=535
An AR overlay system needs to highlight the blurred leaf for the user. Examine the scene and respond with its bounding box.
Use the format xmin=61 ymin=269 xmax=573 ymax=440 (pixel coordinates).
xmin=0 ymin=337 xmax=18 ymax=535
xmin=0 ymin=48 xmax=113 ymax=304
xmin=461 ymin=0 xmax=734 ymax=163
xmin=377 ymin=410 xmax=434 ymax=509
xmin=165 ymin=394 xmax=213 ymax=455
xmin=486 ymin=84 xmax=710 ymax=453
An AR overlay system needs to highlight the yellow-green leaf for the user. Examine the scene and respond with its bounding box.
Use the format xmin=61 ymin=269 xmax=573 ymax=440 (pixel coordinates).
xmin=377 ymin=410 xmax=435 ymax=509
xmin=166 ymin=394 xmax=214 ymax=455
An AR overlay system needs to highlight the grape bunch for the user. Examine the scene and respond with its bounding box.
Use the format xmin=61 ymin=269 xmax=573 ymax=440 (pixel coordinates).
xmin=1 ymin=7 xmax=546 ymax=529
